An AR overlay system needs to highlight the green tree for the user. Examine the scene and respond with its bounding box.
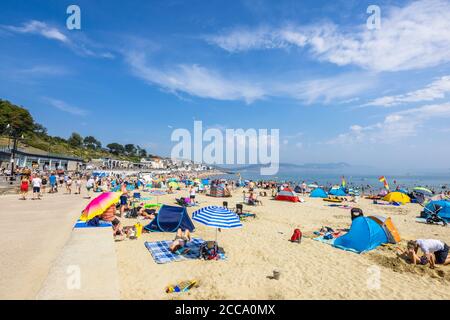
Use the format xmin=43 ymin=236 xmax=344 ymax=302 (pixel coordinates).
xmin=33 ymin=123 xmax=48 ymax=136
xmin=83 ymin=136 xmax=102 ymax=149
xmin=107 ymin=143 xmax=125 ymax=155
xmin=68 ymin=132 xmax=83 ymax=148
xmin=0 ymin=99 xmax=34 ymax=136
xmin=124 ymin=143 xmax=136 ymax=155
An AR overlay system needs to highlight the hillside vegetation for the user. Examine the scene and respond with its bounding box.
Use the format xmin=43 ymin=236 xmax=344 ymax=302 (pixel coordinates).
xmin=0 ymin=99 xmax=157 ymax=162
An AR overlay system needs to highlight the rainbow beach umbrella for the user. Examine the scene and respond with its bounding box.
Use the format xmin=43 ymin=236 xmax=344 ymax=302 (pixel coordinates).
xmin=80 ymin=192 xmax=122 ymax=221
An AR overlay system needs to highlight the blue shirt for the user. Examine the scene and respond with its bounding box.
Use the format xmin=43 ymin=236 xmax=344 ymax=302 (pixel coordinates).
xmin=49 ymin=175 xmax=57 ymax=185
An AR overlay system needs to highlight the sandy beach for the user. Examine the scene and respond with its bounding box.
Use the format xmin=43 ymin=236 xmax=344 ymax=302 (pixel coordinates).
xmin=1 ymin=185 xmax=449 ymax=300
xmin=114 ymin=188 xmax=450 ymax=300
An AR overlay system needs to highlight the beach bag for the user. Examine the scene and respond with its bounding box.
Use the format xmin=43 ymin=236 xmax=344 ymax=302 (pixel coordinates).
xmin=200 ymin=241 xmax=219 ymax=260
xmin=290 ymin=228 xmax=302 ymax=243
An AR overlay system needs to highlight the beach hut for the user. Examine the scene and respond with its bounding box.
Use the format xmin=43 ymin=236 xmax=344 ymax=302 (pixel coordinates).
xmin=144 ymin=205 xmax=195 ymax=232
xmin=382 ymin=191 xmax=411 ymax=204
xmin=333 ymin=217 xmax=388 ymax=253
xmin=275 ymin=188 xmax=300 ymax=202
xmin=310 ymin=188 xmax=328 ymax=198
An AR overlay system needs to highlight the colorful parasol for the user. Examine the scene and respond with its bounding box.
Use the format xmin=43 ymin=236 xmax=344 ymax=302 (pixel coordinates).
xmin=80 ymin=192 xmax=122 ymax=221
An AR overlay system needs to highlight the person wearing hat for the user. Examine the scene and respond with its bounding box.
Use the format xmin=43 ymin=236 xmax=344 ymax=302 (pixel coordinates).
xmin=407 ymin=239 xmax=450 ymax=269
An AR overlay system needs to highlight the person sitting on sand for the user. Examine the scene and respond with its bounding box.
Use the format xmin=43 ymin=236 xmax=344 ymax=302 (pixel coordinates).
xmin=406 ymin=239 xmax=450 ymax=269
xmin=100 ymin=204 xmax=125 ymax=240
xmin=169 ymin=228 xmax=191 ymax=254
xmin=248 ymin=192 xmax=263 ymax=206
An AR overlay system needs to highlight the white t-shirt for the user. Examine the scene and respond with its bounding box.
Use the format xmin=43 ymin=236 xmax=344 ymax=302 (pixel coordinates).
xmin=190 ymin=188 xmax=196 ymax=196
xmin=417 ymin=239 xmax=445 ymax=254
xmin=32 ymin=177 xmax=42 ymax=188
xmin=86 ymin=178 xmax=95 ymax=188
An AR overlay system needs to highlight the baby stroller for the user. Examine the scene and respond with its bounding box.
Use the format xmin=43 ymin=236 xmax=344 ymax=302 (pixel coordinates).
xmin=421 ymin=203 xmax=447 ymax=226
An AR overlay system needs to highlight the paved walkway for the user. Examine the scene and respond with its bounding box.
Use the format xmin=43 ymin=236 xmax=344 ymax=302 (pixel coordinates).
xmin=0 ymin=192 xmax=101 ymax=299
xmin=37 ymin=228 xmax=120 ymax=300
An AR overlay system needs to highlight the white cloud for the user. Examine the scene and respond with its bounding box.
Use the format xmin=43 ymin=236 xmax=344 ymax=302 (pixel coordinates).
xmin=44 ymin=97 xmax=88 ymax=116
xmin=2 ymin=20 xmax=114 ymax=59
xmin=366 ymin=75 xmax=450 ymax=107
xmin=206 ymin=0 xmax=450 ymax=72
xmin=330 ymin=102 xmax=450 ymax=144
xmin=125 ymin=51 xmax=265 ymax=103
xmin=5 ymin=20 xmax=69 ymax=43
xmin=17 ymin=65 xmax=69 ymax=76
xmin=274 ymin=73 xmax=377 ymax=104
xmin=125 ymin=50 xmax=374 ymax=104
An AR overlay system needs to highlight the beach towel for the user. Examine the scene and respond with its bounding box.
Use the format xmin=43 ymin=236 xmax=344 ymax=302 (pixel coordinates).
xmin=415 ymin=217 xmax=448 ymax=226
xmin=144 ymin=238 xmax=226 ymax=264
xmin=313 ymin=236 xmax=360 ymax=254
xmin=327 ymin=204 xmax=352 ymax=209
xmin=73 ymin=219 xmax=112 ymax=229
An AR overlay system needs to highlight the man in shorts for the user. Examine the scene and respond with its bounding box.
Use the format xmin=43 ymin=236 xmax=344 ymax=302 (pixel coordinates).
xmin=407 ymin=239 xmax=450 ymax=268
xmin=86 ymin=176 xmax=95 ymax=198
xmin=31 ymin=175 xmax=42 ymax=200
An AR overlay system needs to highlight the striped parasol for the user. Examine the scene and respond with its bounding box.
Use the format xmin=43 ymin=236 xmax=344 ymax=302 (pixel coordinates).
xmin=413 ymin=187 xmax=433 ymax=196
xmin=192 ymin=206 xmax=242 ymax=241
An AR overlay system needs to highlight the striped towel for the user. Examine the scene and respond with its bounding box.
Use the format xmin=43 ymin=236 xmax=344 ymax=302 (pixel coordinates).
xmin=73 ymin=219 xmax=112 ymax=229
xmin=144 ymin=238 xmax=205 ymax=264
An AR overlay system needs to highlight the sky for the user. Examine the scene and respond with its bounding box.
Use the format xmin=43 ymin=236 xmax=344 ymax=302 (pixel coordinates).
xmin=1 ymin=0 xmax=450 ymax=172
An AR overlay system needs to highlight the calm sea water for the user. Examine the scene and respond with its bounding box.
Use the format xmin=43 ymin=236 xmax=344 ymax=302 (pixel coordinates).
xmin=212 ymin=171 xmax=450 ymax=192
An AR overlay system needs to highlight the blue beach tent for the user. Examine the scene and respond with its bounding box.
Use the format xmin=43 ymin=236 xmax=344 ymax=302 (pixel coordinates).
xmin=310 ymin=188 xmax=328 ymax=198
xmin=333 ymin=217 xmax=388 ymax=253
xmin=329 ymin=187 xmax=347 ymax=196
xmin=424 ymin=200 xmax=450 ymax=221
xmin=144 ymin=205 xmax=195 ymax=232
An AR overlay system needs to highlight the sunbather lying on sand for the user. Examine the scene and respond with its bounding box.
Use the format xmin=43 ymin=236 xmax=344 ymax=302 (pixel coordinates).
xmin=406 ymin=239 xmax=450 ymax=269
xmin=169 ymin=228 xmax=191 ymax=254
xmin=134 ymin=206 xmax=157 ymax=219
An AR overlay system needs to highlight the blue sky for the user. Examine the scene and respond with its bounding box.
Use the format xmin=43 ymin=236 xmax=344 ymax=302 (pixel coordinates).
xmin=1 ymin=0 xmax=450 ymax=171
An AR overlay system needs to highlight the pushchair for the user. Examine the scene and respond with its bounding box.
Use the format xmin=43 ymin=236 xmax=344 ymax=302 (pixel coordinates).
xmin=421 ymin=203 xmax=448 ymax=226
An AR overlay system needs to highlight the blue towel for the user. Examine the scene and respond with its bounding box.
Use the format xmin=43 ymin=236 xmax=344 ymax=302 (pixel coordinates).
xmin=144 ymin=238 xmax=205 ymax=264
xmin=313 ymin=235 xmax=360 ymax=254
xmin=74 ymin=219 xmax=112 ymax=229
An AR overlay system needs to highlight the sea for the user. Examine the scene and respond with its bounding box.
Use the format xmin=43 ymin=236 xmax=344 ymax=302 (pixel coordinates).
xmin=213 ymin=169 xmax=450 ymax=192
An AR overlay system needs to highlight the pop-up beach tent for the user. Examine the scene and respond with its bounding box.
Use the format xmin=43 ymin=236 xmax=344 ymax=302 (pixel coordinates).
xmin=144 ymin=205 xmax=195 ymax=232
xmin=382 ymin=191 xmax=411 ymax=204
xmin=310 ymin=188 xmax=328 ymax=198
xmin=208 ymin=186 xmax=230 ymax=197
xmin=333 ymin=216 xmax=388 ymax=253
xmin=275 ymin=188 xmax=300 ymax=202
xmin=329 ymin=187 xmax=347 ymax=196
xmin=425 ymin=200 xmax=450 ymax=221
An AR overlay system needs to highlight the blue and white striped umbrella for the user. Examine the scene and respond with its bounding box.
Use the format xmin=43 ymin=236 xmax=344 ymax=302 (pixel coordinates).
xmin=192 ymin=206 xmax=242 ymax=229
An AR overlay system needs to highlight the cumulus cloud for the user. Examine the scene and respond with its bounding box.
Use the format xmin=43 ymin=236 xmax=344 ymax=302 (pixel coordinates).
xmin=206 ymin=0 xmax=450 ymax=72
